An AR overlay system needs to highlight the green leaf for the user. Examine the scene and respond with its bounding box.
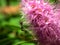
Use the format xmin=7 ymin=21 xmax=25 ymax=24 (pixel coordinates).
xmin=12 ymin=40 xmax=26 ymax=45
xmin=49 ymin=0 xmax=58 ymax=3
xmin=8 ymin=17 xmax=20 ymax=27
xmin=8 ymin=32 xmax=16 ymax=38
xmin=21 ymin=42 xmax=35 ymax=45
xmin=0 ymin=0 xmax=6 ymax=6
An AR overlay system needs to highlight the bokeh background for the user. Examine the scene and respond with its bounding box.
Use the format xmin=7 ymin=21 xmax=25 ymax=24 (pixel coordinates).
xmin=0 ymin=0 xmax=59 ymax=45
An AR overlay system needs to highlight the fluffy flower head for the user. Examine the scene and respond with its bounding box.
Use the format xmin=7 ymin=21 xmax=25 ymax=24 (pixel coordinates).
xmin=21 ymin=0 xmax=60 ymax=45
xmin=22 ymin=0 xmax=54 ymax=25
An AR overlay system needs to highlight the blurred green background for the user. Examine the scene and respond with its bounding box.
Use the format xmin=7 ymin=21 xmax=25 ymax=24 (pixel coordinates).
xmin=0 ymin=0 xmax=36 ymax=45
xmin=0 ymin=0 xmax=58 ymax=45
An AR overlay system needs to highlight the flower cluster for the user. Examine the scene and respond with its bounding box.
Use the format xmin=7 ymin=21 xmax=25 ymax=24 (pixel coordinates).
xmin=21 ymin=0 xmax=60 ymax=45
xmin=22 ymin=0 xmax=54 ymax=24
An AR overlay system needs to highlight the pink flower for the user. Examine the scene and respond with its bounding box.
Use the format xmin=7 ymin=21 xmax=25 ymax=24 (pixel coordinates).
xmin=21 ymin=0 xmax=60 ymax=45
xmin=22 ymin=0 xmax=54 ymax=23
